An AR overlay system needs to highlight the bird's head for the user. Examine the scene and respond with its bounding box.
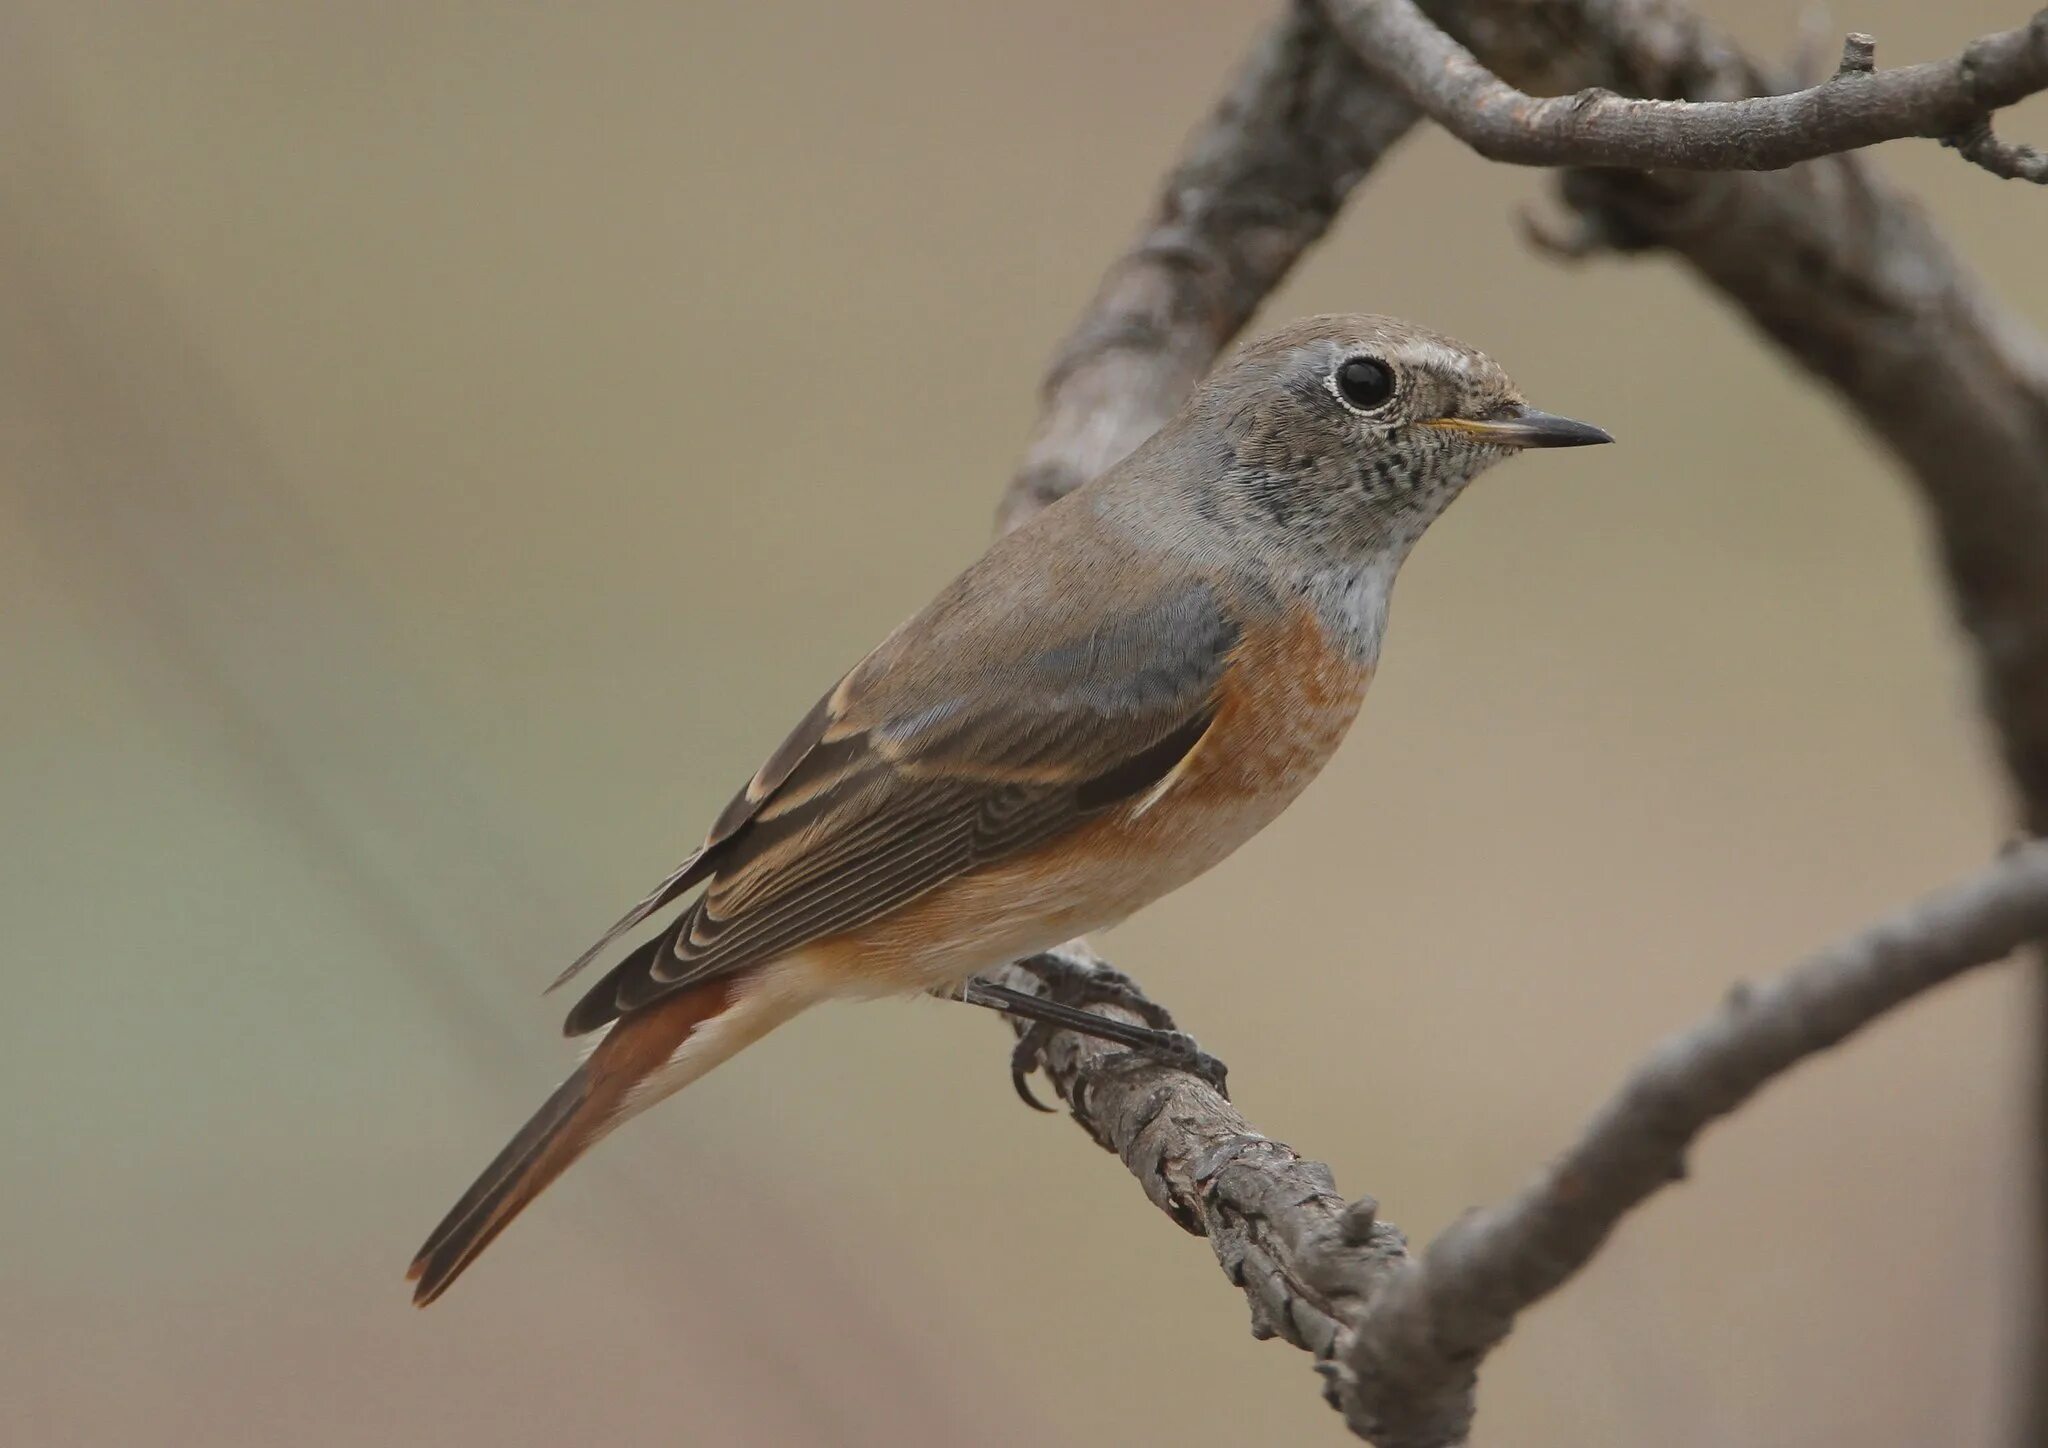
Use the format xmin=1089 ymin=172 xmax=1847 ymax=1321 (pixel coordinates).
xmin=1183 ymin=313 xmax=1610 ymax=565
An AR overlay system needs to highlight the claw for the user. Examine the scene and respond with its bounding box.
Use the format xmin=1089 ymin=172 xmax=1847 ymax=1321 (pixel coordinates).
xmin=1010 ymin=1025 xmax=1058 ymax=1112
xmin=1011 ymin=1066 xmax=1056 ymax=1112
xmin=1173 ymin=1038 xmax=1231 ymax=1099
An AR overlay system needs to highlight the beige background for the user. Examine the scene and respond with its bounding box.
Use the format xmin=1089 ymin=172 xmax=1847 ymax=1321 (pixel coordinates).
xmin=4 ymin=2 xmax=2044 ymax=1444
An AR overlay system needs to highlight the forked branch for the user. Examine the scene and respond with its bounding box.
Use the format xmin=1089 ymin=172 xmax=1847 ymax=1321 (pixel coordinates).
xmin=983 ymin=1 xmax=2048 ymax=1443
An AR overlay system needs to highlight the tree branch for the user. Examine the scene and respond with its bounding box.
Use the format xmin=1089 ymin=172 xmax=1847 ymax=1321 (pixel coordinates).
xmin=1418 ymin=4 xmax=2048 ymax=1436
xmin=991 ymin=852 xmax=2048 ymax=1448
xmin=1322 ymin=0 xmax=2048 ymax=179
xmin=996 ymin=0 xmax=1416 ymax=533
xmin=1946 ymin=114 xmax=2048 ymax=183
xmin=985 ymin=1 xmax=2048 ymax=1442
xmin=982 ymin=948 xmax=1410 ymax=1363
xmin=1432 ymin=0 xmax=2048 ymax=823
xmin=1330 ymin=844 xmax=2048 ymax=1444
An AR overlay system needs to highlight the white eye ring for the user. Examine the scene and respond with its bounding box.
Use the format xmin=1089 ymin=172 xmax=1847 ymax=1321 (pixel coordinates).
xmin=1328 ymin=355 xmax=1397 ymax=414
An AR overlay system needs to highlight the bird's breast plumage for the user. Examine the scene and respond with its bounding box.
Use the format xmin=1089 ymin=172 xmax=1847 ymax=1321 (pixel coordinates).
xmin=817 ymin=600 xmax=1373 ymax=989
xmin=1086 ymin=598 xmax=1374 ymax=869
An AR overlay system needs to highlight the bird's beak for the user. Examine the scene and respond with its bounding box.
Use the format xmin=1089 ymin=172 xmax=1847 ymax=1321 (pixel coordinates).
xmin=1423 ymin=404 xmax=1613 ymax=449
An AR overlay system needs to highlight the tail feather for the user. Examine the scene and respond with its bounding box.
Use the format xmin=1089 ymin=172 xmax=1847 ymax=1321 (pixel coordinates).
xmin=407 ymin=1068 xmax=597 ymax=1305
xmin=408 ymin=972 xmax=759 ymax=1306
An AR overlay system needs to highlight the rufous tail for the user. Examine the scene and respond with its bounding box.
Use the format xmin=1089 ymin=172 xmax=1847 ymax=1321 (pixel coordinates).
xmin=408 ymin=973 xmax=753 ymax=1306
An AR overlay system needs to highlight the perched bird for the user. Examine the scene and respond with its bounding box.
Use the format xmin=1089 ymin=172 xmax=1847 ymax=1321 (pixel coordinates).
xmin=408 ymin=313 xmax=1610 ymax=1304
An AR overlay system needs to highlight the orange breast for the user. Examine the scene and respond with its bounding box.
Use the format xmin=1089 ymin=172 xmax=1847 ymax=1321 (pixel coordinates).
xmin=815 ymin=603 xmax=1373 ymax=992
xmin=1148 ymin=600 xmax=1373 ymax=805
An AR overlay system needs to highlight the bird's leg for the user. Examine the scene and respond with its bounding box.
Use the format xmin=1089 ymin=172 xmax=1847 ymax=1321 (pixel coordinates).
xmin=947 ymin=954 xmax=1229 ymax=1109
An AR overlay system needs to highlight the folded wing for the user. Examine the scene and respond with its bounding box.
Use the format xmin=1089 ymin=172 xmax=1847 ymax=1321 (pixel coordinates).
xmin=562 ymin=535 xmax=1239 ymax=1036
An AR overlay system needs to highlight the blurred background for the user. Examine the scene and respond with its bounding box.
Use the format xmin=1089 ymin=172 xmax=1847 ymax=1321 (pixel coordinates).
xmin=3 ymin=2 xmax=2043 ymax=1443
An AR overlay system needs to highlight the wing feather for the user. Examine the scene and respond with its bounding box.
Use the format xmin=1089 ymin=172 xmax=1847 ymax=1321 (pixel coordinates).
xmin=560 ymin=521 xmax=1241 ymax=1036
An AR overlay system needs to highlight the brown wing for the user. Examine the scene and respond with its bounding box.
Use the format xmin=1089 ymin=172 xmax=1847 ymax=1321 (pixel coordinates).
xmin=560 ymin=527 xmax=1238 ymax=1037
xmin=541 ymin=690 xmax=840 ymax=994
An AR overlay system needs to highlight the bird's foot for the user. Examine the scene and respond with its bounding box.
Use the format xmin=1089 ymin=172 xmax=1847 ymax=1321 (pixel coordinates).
xmin=954 ymin=953 xmax=1230 ymax=1109
xmin=1062 ymin=1026 xmax=1232 ymax=1110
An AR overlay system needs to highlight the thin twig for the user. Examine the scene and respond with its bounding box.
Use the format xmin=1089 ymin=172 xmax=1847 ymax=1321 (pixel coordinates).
xmin=1321 ymin=0 xmax=2048 ymax=177
xmin=1946 ymin=115 xmax=2048 ymax=182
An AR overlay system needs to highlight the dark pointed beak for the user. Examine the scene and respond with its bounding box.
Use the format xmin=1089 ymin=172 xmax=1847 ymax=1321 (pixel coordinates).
xmin=1423 ymin=404 xmax=1614 ymax=449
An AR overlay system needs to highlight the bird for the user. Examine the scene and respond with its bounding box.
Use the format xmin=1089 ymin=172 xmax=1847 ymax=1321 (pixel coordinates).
xmin=407 ymin=313 xmax=1610 ymax=1305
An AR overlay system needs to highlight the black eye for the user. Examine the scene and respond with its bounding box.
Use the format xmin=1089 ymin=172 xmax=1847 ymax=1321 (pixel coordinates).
xmin=1334 ymin=356 xmax=1395 ymax=412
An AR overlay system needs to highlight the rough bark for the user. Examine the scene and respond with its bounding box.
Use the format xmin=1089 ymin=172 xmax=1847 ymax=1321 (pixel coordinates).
xmin=990 ymin=852 xmax=2048 ymax=1446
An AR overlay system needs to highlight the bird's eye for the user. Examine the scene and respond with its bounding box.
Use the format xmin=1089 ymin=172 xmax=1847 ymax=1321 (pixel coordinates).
xmin=1333 ymin=356 xmax=1396 ymax=412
